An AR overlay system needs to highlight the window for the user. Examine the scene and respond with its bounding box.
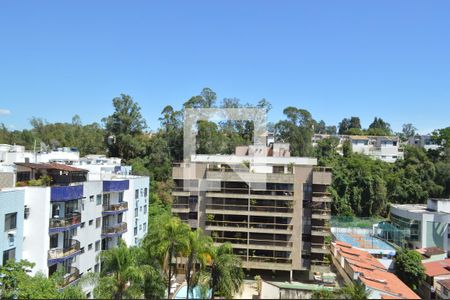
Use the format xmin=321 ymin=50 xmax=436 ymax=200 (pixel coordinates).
xmin=50 ymin=234 xmax=58 ymax=248
xmin=81 ymin=200 xmax=85 ymax=211
xmin=96 ymin=217 xmax=101 ymax=228
xmin=135 ymin=208 xmax=138 ymax=217
xmin=134 ymin=227 xmax=138 ymax=235
xmin=88 ymin=243 xmax=93 ymax=250
xmin=81 ymin=247 xmax=85 ymax=254
xmin=95 ymin=240 xmax=100 ymax=251
xmin=3 ymin=248 xmax=15 ymax=264
xmin=144 ymin=205 xmax=147 ymax=214
xmin=89 ymin=195 xmax=94 ymax=202
xmin=144 ymin=188 xmax=148 ymax=197
xmin=94 ymin=263 xmax=100 ymax=273
xmin=86 ymin=292 xmax=91 ymax=299
xmin=143 ymin=223 xmax=147 ymax=232
xmin=89 ymin=219 xmax=93 ymax=226
xmin=139 ymin=224 xmax=142 ymax=231
xmin=140 ymin=188 xmax=144 ymax=197
xmin=119 ymin=192 xmax=124 ymax=203
xmin=118 ymin=213 xmax=123 ymax=223
xmin=96 ymin=195 xmax=102 ymax=205
xmin=81 ymin=222 xmax=85 ymax=228
xmin=4 ymin=213 xmax=17 ymax=231
xmin=135 ymin=189 xmax=139 ymax=199
xmin=140 ymin=206 xmax=142 ymax=212
xmin=87 ymin=267 xmax=92 ymax=272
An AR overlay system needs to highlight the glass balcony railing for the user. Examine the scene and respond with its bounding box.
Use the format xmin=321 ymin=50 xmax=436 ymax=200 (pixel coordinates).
xmin=61 ymin=267 xmax=80 ymax=287
xmin=49 ymin=212 xmax=81 ymax=232
xmin=48 ymin=239 xmax=81 ymax=262
xmin=101 ymin=222 xmax=127 ymax=237
xmin=102 ymin=202 xmax=128 ymax=214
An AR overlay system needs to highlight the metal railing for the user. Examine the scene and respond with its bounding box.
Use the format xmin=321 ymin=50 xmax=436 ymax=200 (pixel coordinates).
xmin=205 ymin=204 xmax=293 ymax=213
xmin=48 ymin=239 xmax=80 ymax=260
xmin=213 ymin=236 xmax=293 ymax=247
xmin=49 ymin=212 xmax=81 ymax=229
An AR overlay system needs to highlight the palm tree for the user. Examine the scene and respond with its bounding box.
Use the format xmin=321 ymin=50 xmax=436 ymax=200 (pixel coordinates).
xmin=337 ymin=282 xmax=371 ymax=300
xmin=209 ymin=243 xmax=244 ymax=299
xmin=185 ymin=229 xmax=213 ymax=300
xmin=143 ymin=214 xmax=190 ymax=299
xmin=96 ymin=239 xmax=149 ymax=300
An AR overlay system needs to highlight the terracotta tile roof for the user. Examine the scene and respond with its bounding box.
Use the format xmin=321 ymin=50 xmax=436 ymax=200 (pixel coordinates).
xmin=423 ymin=258 xmax=450 ymax=277
xmin=437 ymin=279 xmax=450 ymax=291
xmin=416 ymin=247 xmax=446 ymax=258
xmin=333 ymin=242 xmax=420 ymax=299
xmin=15 ymin=162 xmax=88 ymax=172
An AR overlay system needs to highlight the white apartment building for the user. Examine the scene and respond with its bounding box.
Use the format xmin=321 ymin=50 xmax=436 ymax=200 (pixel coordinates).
xmin=408 ymin=135 xmax=440 ymax=151
xmin=312 ymin=134 xmax=404 ymax=163
xmin=0 ymin=146 xmax=149 ymax=297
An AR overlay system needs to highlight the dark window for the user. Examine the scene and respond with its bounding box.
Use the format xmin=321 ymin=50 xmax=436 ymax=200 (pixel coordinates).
xmin=144 ymin=205 xmax=147 ymax=214
xmin=88 ymin=243 xmax=93 ymax=250
xmin=96 ymin=194 xmax=102 ymax=205
xmin=94 ymin=263 xmax=100 ymax=273
xmin=4 ymin=213 xmax=17 ymax=231
xmin=89 ymin=219 xmax=93 ymax=226
xmin=96 ymin=218 xmax=101 ymax=228
xmin=135 ymin=189 xmax=139 ymax=199
xmin=89 ymin=195 xmax=94 ymax=202
xmin=3 ymin=248 xmax=15 ymax=264
xmin=119 ymin=192 xmax=124 ymax=203
xmin=95 ymin=240 xmax=100 ymax=251
xmin=144 ymin=188 xmax=148 ymax=197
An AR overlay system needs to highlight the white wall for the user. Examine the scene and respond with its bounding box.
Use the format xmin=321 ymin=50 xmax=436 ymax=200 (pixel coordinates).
xmin=78 ymin=181 xmax=103 ymax=275
xmin=123 ymin=176 xmax=149 ymax=246
xmin=22 ymin=187 xmax=51 ymax=276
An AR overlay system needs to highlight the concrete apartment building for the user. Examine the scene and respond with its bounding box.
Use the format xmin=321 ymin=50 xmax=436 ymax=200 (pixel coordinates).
xmin=0 ymin=145 xmax=149 ymax=298
xmin=384 ymin=199 xmax=450 ymax=253
xmin=312 ymin=134 xmax=404 ymax=163
xmin=172 ymin=142 xmax=332 ymax=280
xmin=408 ymin=135 xmax=440 ymax=151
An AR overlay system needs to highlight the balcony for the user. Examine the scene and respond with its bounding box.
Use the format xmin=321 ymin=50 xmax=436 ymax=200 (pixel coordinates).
xmin=48 ymin=239 xmax=81 ymax=264
xmin=49 ymin=212 xmax=81 ymax=233
xmin=312 ymin=167 xmax=332 ymax=185
xmin=311 ymin=226 xmax=330 ymax=236
xmin=206 ymin=220 xmax=293 ymax=233
xmin=311 ymin=243 xmax=329 ymax=254
xmin=101 ymin=222 xmax=127 ymax=238
xmin=102 ymin=202 xmax=128 ymax=215
xmin=61 ymin=267 xmax=81 ymax=287
xmin=51 ymin=185 xmax=83 ymax=202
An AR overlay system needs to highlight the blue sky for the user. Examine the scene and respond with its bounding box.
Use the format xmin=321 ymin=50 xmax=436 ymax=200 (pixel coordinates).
xmin=0 ymin=1 xmax=449 ymax=133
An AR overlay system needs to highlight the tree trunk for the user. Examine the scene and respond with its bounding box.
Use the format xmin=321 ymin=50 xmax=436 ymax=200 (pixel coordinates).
xmin=167 ymin=245 xmax=173 ymax=300
xmin=186 ymin=252 xmax=193 ymax=300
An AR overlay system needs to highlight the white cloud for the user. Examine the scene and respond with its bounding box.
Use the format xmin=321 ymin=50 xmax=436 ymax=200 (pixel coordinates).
xmin=0 ymin=109 xmax=11 ymax=115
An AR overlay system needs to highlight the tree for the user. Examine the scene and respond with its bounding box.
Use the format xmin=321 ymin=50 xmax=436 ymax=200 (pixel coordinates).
xmin=208 ymin=243 xmax=244 ymax=299
xmin=311 ymin=288 xmax=337 ymax=299
xmin=367 ymin=117 xmax=392 ymax=136
xmin=401 ymin=123 xmax=417 ymax=140
xmin=337 ymin=282 xmax=371 ymax=300
xmin=143 ymin=214 xmax=190 ymax=299
xmin=185 ymin=229 xmax=213 ymax=299
xmin=275 ymin=107 xmax=314 ymax=156
xmin=395 ymin=248 xmax=425 ymax=291
xmin=338 ymin=117 xmax=362 ymax=135
xmin=432 ymin=126 xmax=450 ymax=149
xmin=103 ymin=94 xmax=147 ymax=161
xmin=0 ymin=260 xmax=85 ymax=299
xmin=95 ymin=239 xmax=151 ymax=300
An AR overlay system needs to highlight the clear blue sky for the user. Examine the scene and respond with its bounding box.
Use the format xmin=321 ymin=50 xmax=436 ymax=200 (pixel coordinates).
xmin=0 ymin=1 xmax=449 ymax=134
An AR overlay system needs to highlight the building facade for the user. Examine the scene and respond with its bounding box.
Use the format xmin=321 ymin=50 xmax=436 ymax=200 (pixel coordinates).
xmin=0 ymin=189 xmax=25 ymax=265
xmin=312 ymin=134 xmax=404 ymax=163
xmin=172 ymin=143 xmax=332 ymax=280
xmin=387 ymin=199 xmax=450 ymax=252
xmin=0 ymin=154 xmax=149 ymax=297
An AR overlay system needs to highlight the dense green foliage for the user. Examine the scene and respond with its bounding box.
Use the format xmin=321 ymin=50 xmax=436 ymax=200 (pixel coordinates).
xmin=395 ymin=248 xmax=425 ymax=291
xmin=1 ymin=88 xmax=449 ymax=217
xmin=0 ymin=260 xmax=85 ymax=299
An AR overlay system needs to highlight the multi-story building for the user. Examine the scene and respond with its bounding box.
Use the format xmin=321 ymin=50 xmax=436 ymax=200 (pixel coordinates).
xmin=312 ymin=134 xmax=404 ymax=163
xmin=385 ymin=199 xmax=450 ymax=252
xmin=172 ymin=143 xmax=332 ymax=280
xmin=0 ymin=151 xmax=149 ymax=297
xmin=408 ymin=135 xmax=440 ymax=151
xmin=0 ymin=189 xmax=25 ymax=265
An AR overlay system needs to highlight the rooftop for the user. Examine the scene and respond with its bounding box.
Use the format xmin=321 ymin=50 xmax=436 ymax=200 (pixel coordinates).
xmin=15 ymin=162 xmax=88 ymax=172
xmin=416 ymin=247 xmax=446 ymax=258
xmin=437 ymin=279 xmax=450 ymax=291
xmin=423 ymin=258 xmax=450 ymax=277
xmin=333 ymin=242 xmax=419 ymax=299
